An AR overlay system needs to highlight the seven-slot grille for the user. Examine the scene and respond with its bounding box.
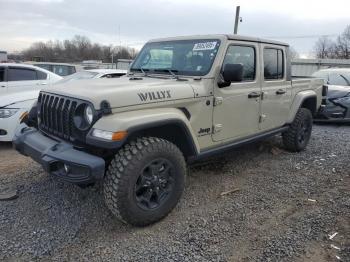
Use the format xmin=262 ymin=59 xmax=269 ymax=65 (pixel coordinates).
xmin=38 ymin=92 xmax=78 ymax=140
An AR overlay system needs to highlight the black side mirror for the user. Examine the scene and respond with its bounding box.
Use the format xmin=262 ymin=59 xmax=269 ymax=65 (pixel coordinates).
xmin=222 ymin=63 xmax=244 ymax=83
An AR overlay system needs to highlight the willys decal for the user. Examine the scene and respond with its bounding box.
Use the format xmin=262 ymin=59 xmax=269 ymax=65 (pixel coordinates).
xmin=138 ymin=90 xmax=171 ymax=102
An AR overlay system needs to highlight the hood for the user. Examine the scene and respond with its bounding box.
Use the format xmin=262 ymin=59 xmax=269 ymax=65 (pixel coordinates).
xmin=327 ymin=85 xmax=350 ymax=99
xmin=0 ymin=90 xmax=39 ymax=108
xmin=44 ymin=76 xmax=196 ymax=109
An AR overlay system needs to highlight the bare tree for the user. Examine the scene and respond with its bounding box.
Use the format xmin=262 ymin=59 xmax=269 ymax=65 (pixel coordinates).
xmin=335 ymin=25 xmax=350 ymax=59
xmin=21 ymin=35 xmax=137 ymax=63
xmin=314 ymin=36 xmax=334 ymax=59
xmin=313 ymin=25 xmax=350 ymax=59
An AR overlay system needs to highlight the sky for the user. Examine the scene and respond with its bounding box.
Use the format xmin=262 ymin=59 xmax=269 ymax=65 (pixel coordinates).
xmin=0 ymin=0 xmax=349 ymax=57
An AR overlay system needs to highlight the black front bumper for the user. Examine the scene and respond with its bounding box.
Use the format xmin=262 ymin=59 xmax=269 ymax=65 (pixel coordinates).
xmin=13 ymin=126 xmax=105 ymax=184
xmin=315 ymin=101 xmax=350 ymax=122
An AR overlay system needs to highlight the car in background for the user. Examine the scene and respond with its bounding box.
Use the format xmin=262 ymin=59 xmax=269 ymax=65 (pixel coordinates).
xmin=30 ymin=62 xmax=77 ymax=77
xmin=0 ymin=91 xmax=39 ymax=142
xmin=312 ymin=68 xmax=350 ymax=122
xmin=0 ymin=63 xmax=62 ymax=95
xmin=0 ymin=64 xmax=62 ymax=142
xmin=57 ymin=69 xmax=127 ymax=84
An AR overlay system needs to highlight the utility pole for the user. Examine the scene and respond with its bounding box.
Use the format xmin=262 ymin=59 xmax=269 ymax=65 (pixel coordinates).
xmin=234 ymin=6 xmax=240 ymax=34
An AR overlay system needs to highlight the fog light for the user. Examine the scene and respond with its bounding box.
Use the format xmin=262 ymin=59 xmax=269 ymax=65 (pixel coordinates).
xmin=0 ymin=129 xmax=7 ymax=136
xmin=64 ymin=164 xmax=70 ymax=174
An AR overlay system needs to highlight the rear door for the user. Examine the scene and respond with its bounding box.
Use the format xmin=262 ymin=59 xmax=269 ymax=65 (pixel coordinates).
xmin=212 ymin=42 xmax=261 ymax=142
xmin=259 ymin=45 xmax=291 ymax=131
xmin=0 ymin=66 xmax=7 ymax=94
xmin=7 ymin=66 xmax=39 ymax=93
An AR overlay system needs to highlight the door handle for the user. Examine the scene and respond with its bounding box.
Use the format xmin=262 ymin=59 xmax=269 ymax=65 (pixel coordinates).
xmin=0 ymin=85 xmax=5 ymax=88
xmin=248 ymin=92 xmax=261 ymax=98
xmin=276 ymin=89 xmax=286 ymax=95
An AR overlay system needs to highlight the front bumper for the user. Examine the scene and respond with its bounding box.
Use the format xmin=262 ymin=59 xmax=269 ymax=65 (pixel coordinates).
xmin=13 ymin=126 xmax=105 ymax=184
xmin=315 ymin=100 xmax=350 ymax=122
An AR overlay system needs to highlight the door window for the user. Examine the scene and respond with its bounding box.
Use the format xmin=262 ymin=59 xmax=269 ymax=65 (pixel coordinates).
xmin=52 ymin=65 xmax=70 ymax=76
xmin=0 ymin=67 xmax=5 ymax=82
xmin=223 ymin=45 xmax=256 ymax=81
xmin=264 ymin=48 xmax=284 ymax=80
xmin=37 ymin=70 xmax=48 ymax=80
xmin=8 ymin=67 xmax=37 ymax=81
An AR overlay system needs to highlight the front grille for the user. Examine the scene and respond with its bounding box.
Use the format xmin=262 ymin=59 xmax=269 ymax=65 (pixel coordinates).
xmin=38 ymin=92 xmax=87 ymax=142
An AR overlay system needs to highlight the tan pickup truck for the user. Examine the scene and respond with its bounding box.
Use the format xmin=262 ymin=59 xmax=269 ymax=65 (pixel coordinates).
xmin=14 ymin=34 xmax=324 ymax=226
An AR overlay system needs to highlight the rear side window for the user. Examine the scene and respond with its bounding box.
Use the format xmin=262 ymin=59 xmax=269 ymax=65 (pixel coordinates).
xmin=264 ymin=48 xmax=284 ymax=80
xmin=8 ymin=67 xmax=37 ymax=81
xmin=223 ymin=45 xmax=256 ymax=81
xmin=0 ymin=67 xmax=5 ymax=82
xmin=36 ymin=64 xmax=51 ymax=71
xmin=37 ymin=70 xmax=48 ymax=80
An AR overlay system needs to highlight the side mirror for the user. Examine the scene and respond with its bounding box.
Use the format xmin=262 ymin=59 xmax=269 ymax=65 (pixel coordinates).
xmin=222 ymin=63 xmax=244 ymax=83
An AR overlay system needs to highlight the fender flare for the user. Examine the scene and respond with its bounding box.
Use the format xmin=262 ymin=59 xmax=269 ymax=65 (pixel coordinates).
xmin=126 ymin=118 xmax=199 ymax=157
xmin=287 ymin=90 xmax=317 ymax=123
xmin=88 ymin=108 xmax=200 ymax=157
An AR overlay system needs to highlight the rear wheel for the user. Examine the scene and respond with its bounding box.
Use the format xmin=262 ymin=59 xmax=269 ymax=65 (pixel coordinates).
xmin=283 ymin=108 xmax=313 ymax=152
xmin=103 ymin=137 xmax=186 ymax=226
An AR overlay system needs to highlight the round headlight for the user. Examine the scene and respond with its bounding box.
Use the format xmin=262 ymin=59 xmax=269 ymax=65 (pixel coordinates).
xmin=84 ymin=105 xmax=93 ymax=124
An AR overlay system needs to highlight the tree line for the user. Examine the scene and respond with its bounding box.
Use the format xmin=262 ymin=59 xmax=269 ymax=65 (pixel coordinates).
xmin=9 ymin=35 xmax=138 ymax=63
xmin=8 ymin=26 xmax=350 ymax=62
xmin=314 ymin=25 xmax=350 ymax=59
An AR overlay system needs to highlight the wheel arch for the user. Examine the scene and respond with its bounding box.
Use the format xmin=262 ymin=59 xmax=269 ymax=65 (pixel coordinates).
xmin=126 ymin=120 xmax=198 ymax=159
xmin=91 ymin=108 xmax=200 ymax=160
xmin=300 ymin=96 xmax=317 ymax=115
xmin=287 ymin=91 xmax=318 ymax=123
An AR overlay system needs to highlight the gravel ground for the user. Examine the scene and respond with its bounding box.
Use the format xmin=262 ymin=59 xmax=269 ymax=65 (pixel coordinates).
xmin=0 ymin=124 xmax=349 ymax=262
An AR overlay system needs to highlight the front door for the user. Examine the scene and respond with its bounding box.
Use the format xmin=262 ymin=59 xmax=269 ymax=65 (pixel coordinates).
xmin=259 ymin=45 xmax=292 ymax=130
xmin=212 ymin=42 xmax=261 ymax=142
xmin=7 ymin=66 xmax=39 ymax=93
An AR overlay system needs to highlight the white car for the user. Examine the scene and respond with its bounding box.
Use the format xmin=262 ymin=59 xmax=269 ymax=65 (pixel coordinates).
xmin=0 ymin=63 xmax=62 ymax=141
xmin=0 ymin=90 xmax=39 ymax=141
xmin=0 ymin=63 xmax=62 ymax=95
xmin=57 ymin=69 xmax=127 ymax=84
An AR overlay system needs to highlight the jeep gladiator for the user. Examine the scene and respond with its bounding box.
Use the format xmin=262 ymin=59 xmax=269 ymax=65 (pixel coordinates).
xmin=14 ymin=35 xmax=324 ymax=226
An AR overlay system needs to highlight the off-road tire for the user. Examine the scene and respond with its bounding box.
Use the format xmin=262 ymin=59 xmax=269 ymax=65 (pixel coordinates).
xmin=283 ymin=108 xmax=313 ymax=152
xmin=103 ymin=137 xmax=186 ymax=226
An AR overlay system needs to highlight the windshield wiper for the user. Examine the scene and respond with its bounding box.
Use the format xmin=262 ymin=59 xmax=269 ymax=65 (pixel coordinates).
xmin=131 ymin=67 xmax=149 ymax=76
xmin=140 ymin=67 xmax=148 ymax=76
xmin=153 ymin=69 xmax=179 ymax=79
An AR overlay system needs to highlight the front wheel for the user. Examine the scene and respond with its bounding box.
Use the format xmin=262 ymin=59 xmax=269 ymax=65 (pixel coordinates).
xmin=282 ymin=108 xmax=313 ymax=152
xmin=103 ymin=137 xmax=186 ymax=226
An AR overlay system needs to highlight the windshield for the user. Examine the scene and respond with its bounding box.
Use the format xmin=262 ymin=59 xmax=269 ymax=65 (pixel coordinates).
xmin=57 ymin=71 xmax=99 ymax=84
xmin=130 ymin=39 xmax=221 ymax=76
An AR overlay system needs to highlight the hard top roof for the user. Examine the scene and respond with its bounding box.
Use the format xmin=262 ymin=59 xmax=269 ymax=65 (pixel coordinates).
xmin=148 ymin=34 xmax=289 ymax=46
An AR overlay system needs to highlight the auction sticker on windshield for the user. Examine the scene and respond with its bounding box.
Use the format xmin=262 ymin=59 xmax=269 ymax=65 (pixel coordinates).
xmin=193 ymin=41 xmax=218 ymax=51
